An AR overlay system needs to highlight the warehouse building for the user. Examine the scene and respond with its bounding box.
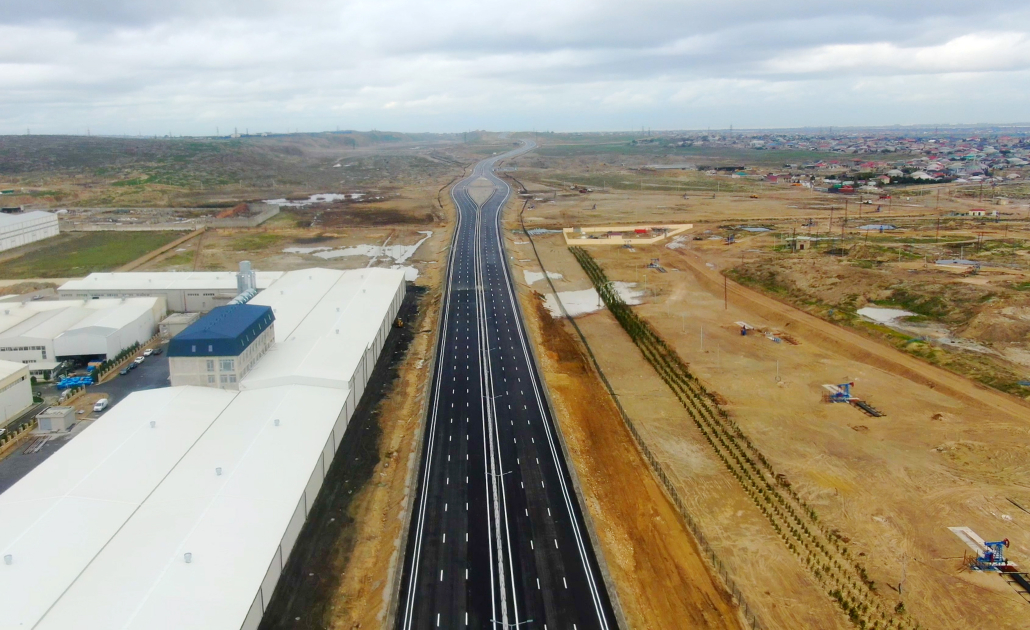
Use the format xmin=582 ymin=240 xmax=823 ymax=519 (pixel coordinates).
xmin=0 ymin=267 xmax=407 ymax=630
xmin=159 ymin=312 xmax=202 ymax=338
xmin=0 ymin=360 xmax=32 ymax=424
xmin=58 ymin=265 xmax=283 ymax=313
xmin=0 ymin=211 xmax=59 ymax=253
xmin=168 ymin=304 xmax=276 ymax=390
xmin=0 ymin=297 xmax=165 ymax=369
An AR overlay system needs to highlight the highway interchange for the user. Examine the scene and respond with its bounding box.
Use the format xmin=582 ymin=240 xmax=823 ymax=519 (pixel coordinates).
xmin=398 ymin=142 xmax=615 ymax=629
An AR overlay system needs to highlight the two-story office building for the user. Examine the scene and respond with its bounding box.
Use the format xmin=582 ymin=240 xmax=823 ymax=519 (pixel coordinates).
xmin=167 ymin=304 xmax=275 ymax=390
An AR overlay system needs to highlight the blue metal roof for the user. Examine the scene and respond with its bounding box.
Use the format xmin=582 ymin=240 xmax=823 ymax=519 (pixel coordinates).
xmin=168 ymin=304 xmax=274 ymax=357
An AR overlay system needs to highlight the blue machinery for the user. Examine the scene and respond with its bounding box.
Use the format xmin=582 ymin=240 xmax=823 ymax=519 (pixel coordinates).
xmin=822 ymin=382 xmax=885 ymax=417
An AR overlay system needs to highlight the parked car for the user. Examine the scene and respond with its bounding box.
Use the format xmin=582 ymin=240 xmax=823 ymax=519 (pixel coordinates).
xmin=128 ymin=361 xmax=138 ymax=370
xmin=120 ymin=367 xmax=130 ymax=375
xmin=133 ymin=356 xmax=145 ymax=364
xmin=143 ymin=348 xmax=153 ymax=357
xmin=93 ymin=399 xmax=109 ymax=413
xmin=152 ymin=347 xmax=163 ymax=355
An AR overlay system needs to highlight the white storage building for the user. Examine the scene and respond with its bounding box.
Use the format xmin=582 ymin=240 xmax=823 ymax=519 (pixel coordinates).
xmin=0 ymin=360 xmax=32 ymax=425
xmin=58 ymin=269 xmax=284 ymax=313
xmin=0 ymin=297 xmax=165 ymax=365
xmin=0 ymin=267 xmax=407 ymax=630
xmin=0 ymin=211 xmax=59 ymax=253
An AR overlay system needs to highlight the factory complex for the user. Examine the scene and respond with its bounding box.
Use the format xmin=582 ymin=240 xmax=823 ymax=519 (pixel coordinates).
xmin=58 ymin=267 xmax=283 ymax=312
xmin=0 ymin=267 xmax=407 ymax=630
xmin=0 ymin=297 xmax=165 ymax=377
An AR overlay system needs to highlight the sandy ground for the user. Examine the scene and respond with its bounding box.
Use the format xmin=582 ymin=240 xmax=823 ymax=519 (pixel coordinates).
xmin=519 ymin=227 xmax=1030 ymax=628
xmin=512 ymin=241 xmax=745 ymax=630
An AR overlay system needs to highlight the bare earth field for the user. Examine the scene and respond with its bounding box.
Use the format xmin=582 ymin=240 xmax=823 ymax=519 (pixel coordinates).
xmin=499 ymin=136 xmax=1030 ymax=629
xmin=517 ymin=271 xmax=743 ymax=629
xmin=516 ymin=223 xmax=1030 ymax=629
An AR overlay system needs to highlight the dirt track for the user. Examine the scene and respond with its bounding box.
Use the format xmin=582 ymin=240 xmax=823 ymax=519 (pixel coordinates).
xmin=672 ymin=247 xmax=1030 ymax=419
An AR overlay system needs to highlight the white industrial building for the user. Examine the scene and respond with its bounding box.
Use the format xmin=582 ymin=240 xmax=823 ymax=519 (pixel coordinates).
xmin=58 ymin=267 xmax=283 ymax=313
xmin=0 ymin=297 xmax=165 ymax=369
xmin=0 ymin=267 xmax=406 ymax=630
xmin=0 ymin=211 xmax=59 ymax=253
xmin=0 ymin=360 xmax=32 ymax=425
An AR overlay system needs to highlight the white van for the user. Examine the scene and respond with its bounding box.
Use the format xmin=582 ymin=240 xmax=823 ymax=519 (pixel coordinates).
xmin=93 ymin=399 xmax=109 ymax=413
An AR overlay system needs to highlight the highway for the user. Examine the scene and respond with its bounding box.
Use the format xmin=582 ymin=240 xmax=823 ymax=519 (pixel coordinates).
xmin=398 ymin=142 xmax=616 ymax=630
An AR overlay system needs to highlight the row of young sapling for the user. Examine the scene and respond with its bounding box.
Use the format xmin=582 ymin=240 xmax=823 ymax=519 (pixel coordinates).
xmin=91 ymin=342 xmax=143 ymax=380
xmin=569 ymin=247 xmax=917 ymax=630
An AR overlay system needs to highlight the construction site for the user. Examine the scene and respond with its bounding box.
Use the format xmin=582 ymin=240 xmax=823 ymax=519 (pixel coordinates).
xmin=499 ymin=138 xmax=1030 ymax=629
xmin=2 ymin=131 xmax=1030 ymax=629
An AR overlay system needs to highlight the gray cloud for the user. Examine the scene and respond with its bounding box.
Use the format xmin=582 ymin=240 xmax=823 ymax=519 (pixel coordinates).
xmin=1 ymin=0 xmax=1029 ymax=134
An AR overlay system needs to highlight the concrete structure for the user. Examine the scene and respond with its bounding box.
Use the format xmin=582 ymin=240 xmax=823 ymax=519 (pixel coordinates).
xmin=0 ymin=297 xmax=164 ymax=364
xmin=159 ymin=312 xmax=202 ymax=338
xmin=0 ymin=360 xmax=32 ymax=425
xmin=0 ymin=211 xmax=59 ymax=252
xmin=168 ymin=304 xmax=276 ymax=390
xmin=58 ymin=268 xmax=283 ymax=313
xmin=562 ymin=223 xmax=692 ymax=246
xmin=0 ymin=268 xmax=406 ymax=630
xmin=36 ymin=406 xmax=75 ymax=433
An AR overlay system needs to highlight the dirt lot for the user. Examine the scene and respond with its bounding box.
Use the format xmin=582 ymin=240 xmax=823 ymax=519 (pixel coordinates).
xmin=519 ymin=284 xmax=744 ymax=629
xmin=515 ymin=220 xmax=1030 ymax=628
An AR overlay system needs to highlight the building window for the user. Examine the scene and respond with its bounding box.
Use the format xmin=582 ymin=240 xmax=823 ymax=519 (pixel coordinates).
xmin=206 ymin=360 xmax=214 ymax=371
xmin=219 ymin=359 xmax=234 ymax=372
xmin=228 ymin=374 xmax=236 ymax=383
xmin=208 ymin=375 xmax=215 ymax=384
xmin=208 ymin=345 xmax=213 ymax=352
xmin=219 ymin=374 xmax=228 ymax=384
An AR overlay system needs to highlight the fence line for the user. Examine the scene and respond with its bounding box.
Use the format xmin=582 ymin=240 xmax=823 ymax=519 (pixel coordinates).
xmin=519 ymin=206 xmax=764 ymax=630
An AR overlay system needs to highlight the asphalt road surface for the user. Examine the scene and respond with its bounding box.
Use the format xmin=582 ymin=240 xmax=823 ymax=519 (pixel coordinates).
xmin=398 ymin=143 xmax=615 ymax=630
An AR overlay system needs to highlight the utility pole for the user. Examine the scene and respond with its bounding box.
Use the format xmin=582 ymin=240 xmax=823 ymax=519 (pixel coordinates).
xmin=842 ymin=199 xmax=848 ymax=253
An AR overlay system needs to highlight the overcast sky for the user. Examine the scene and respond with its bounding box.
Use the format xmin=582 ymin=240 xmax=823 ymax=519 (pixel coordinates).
xmin=2 ymin=0 xmax=1029 ymax=135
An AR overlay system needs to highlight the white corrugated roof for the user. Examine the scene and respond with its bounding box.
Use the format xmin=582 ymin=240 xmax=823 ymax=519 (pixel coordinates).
xmin=0 ymin=211 xmax=56 ymax=229
xmin=59 ymin=271 xmax=283 ymax=292
xmin=33 ymin=385 xmax=346 ymax=630
xmin=0 ymin=359 xmax=28 ymax=381
xmin=242 ymin=267 xmax=405 ymax=391
xmin=0 ymin=298 xmax=160 ymax=343
xmin=0 ymin=387 xmax=237 ymax=629
xmin=0 ymin=267 xmax=405 ymax=630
